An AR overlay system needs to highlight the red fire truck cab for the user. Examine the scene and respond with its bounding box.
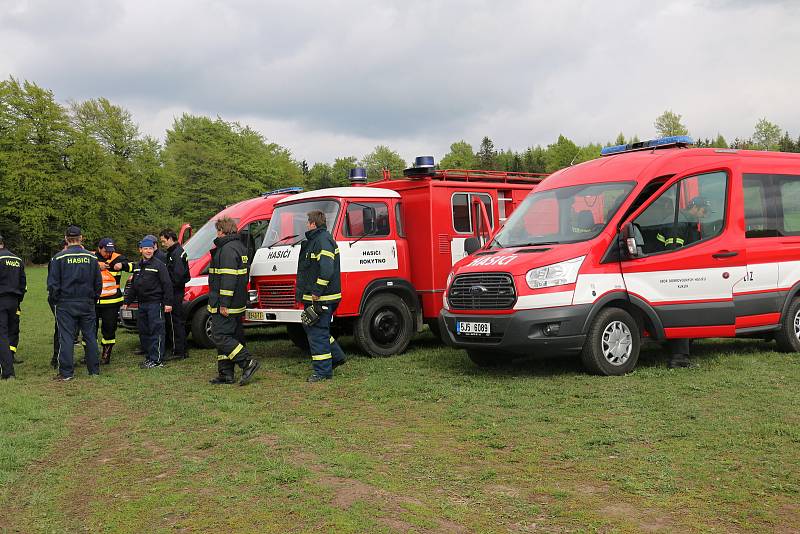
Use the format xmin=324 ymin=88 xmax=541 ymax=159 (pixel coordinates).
xmin=441 ymin=137 xmax=800 ymax=374
xmin=120 ymin=187 xmax=302 ymax=347
xmin=246 ymin=157 xmax=545 ymax=356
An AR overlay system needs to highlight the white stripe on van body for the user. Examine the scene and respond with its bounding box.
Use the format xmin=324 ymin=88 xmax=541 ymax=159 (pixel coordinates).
xmin=514 ymin=291 xmax=574 ymax=309
xmin=778 ymin=260 xmax=800 ymax=290
xmin=621 ymin=267 xmax=744 ymax=304
xmin=572 ymin=274 xmax=626 ymax=305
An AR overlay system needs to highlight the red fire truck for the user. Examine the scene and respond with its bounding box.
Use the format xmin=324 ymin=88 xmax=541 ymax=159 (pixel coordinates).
xmin=246 ymin=157 xmax=546 ymax=356
xmin=440 ymin=136 xmax=800 ymax=374
xmin=120 ymin=187 xmax=302 ymax=347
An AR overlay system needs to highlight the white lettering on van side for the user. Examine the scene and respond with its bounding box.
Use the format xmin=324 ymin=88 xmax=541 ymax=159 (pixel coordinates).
xmin=467 ymin=255 xmax=518 ymax=267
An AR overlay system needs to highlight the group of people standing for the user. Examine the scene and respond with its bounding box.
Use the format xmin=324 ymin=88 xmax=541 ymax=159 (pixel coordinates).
xmin=0 ymin=210 xmax=347 ymax=384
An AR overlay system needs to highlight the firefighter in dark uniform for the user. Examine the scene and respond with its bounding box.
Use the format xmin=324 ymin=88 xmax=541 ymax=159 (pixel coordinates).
xmin=159 ymin=229 xmax=190 ymax=359
xmin=125 ymin=237 xmax=173 ymax=368
xmin=208 ymin=216 xmax=260 ymax=385
xmin=9 ymin=306 xmax=22 ymax=364
xmin=47 ymin=226 xmax=102 ymax=380
xmin=0 ymin=234 xmax=26 ymax=380
xmin=95 ymin=237 xmax=133 ymax=364
xmin=297 ymin=210 xmax=346 ymax=382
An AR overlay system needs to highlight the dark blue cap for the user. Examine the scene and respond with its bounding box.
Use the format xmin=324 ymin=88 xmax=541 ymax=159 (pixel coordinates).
xmin=415 ymin=156 xmax=435 ymax=168
xmin=65 ymin=225 xmax=81 ymax=237
xmin=139 ymin=238 xmax=156 ymax=248
xmin=98 ymin=237 xmax=115 ymax=251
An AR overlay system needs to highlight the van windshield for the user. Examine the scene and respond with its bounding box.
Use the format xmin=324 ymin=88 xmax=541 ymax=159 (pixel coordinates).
xmin=184 ymin=217 xmax=239 ymax=261
xmin=261 ymin=200 xmax=340 ymax=248
xmin=492 ymin=182 xmax=634 ymax=248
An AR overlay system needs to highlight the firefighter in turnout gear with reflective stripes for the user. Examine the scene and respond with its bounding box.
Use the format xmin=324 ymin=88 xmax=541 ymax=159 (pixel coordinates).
xmin=207 ymin=217 xmax=260 ymax=385
xmin=0 ymin=234 xmax=26 ymax=380
xmin=95 ymin=238 xmax=133 ymax=364
xmin=296 ymin=210 xmax=346 ymax=382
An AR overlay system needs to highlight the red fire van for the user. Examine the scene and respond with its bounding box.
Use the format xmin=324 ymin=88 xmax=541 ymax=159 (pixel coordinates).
xmin=120 ymin=187 xmax=302 ymax=347
xmin=246 ymin=158 xmax=546 ymax=356
xmin=440 ymin=137 xmax=800 ymax=374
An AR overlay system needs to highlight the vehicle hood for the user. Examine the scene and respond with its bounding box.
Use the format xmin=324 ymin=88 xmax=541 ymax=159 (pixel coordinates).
xmin=451 ymin=242 xmax=591 ymax=277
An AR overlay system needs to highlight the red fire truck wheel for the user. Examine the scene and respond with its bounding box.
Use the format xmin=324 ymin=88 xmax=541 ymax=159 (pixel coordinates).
xmin=354 ymin=293 xmax=414 ymax=357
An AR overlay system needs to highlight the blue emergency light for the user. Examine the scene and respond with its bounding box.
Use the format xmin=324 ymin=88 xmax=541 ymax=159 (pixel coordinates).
xmin=600 ymin=135 xmax=694 ymax=156
xmin=349 ymin=167 xmax=368 ymax=184
xmin=414 ymin=156 xmax=435 ymax=168
xmin=262 ymin=186 xmax=304 ymax=196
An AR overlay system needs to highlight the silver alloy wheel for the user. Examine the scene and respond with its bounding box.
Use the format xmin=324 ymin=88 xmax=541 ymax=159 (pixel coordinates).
xmin=794 ymin=308 xmax=800 ymax=342
xmin=601 ymin=320 xmax=633 ymax=366
xmin=206 ymin=315 xmax=213 ymax=340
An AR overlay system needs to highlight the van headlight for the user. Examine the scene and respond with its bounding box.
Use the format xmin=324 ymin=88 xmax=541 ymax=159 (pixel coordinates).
xmin=526 ymin=256 xmax=585 ymax=289
xmin=446 ymin=272 xmax=454 ymax=288
xmin=444 ymin=272 xmax=455 ymax=310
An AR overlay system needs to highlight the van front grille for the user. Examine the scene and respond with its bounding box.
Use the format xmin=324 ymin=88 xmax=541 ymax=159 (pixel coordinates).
xmin=448 ymin=273 xmax=516 ymax=310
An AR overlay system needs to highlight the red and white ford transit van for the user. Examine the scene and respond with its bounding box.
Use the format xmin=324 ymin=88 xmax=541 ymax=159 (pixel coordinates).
xmin=440 ymin=137 xmax=800 ymax=374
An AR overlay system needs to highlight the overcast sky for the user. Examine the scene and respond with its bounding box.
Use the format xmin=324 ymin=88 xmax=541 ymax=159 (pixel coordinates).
xmin=2 ymin=0 xmax=799 ymax=164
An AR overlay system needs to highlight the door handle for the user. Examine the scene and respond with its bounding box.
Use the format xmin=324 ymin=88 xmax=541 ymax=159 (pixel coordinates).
xmin=712 ymin=251 xmax=738 ymax=259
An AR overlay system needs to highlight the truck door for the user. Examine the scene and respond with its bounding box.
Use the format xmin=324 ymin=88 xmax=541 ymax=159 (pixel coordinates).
xmin=450 ymin=192 xmax=494 ymax=264
xmin=620 ymin=169 xmax=746 ymax=338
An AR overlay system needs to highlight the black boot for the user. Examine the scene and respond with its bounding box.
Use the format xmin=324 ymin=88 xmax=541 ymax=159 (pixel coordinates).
xmin=239 ymin=359 xmax=261 ymax=386
xmin=668 ymin=353 xmax=691 ymax=368
xmin=210 ymin=375 xmax=236 ymax=385
xmin=100 ymin=344 xmax=113 ymax=365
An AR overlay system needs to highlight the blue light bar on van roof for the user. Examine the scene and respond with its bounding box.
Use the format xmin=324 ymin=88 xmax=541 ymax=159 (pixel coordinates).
xmin=600 ymin=135 xmax=694 ymax=156
xmin=262 ymin=186 xmax=304 ymax=196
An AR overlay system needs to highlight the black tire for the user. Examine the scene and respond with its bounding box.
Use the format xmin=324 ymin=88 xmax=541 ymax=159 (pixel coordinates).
xmin=580 ymin=307 xmax=640 ymax=375
xmin=190 ymin=306 xmax=215 ymax=348
xmin=775 ymin=298 xmax=800 ymax=352
xmin=354 ymin=293 xmax=413 ymax=357
xmin=466 ymin=350 xmax=513 ymax=367
xmin=286 ymin=323 xmax=310 ymax=354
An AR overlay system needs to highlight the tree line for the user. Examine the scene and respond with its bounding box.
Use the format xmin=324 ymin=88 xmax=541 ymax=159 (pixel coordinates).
xmin=2 ymin=77 xmax=799 ymax=262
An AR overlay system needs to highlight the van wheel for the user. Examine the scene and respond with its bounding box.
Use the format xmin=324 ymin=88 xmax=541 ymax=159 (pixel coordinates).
xmin=775 ymin=298 xmax=800 ymax=352
xmin=581 ymin=307 xmax=640 ymax=375
xmin=467 ymin=350 xmax=512 ymax=367
xmin=354 ymin=293 xmax=413 ymax=357
xmin=286 ymin=323 xmax=310 ymax=354
xmin=190 ymin=307 xmax=215 ymax=349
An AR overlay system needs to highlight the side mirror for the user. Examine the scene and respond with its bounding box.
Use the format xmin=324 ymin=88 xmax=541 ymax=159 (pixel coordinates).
xmin=621 ymin=222 xmax=643 ymax=258
xmin=464 ymin=237 xmax=481 ymax=255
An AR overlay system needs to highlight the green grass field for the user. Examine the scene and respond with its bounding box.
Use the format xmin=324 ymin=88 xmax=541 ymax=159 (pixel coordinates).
xmin=1 ymin=267 xmax=798 ymax=533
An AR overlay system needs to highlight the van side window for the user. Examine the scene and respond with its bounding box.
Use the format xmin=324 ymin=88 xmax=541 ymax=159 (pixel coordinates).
xmin=247 ymin=220 xmax=270 ymax=249
xmin=743 ymin=173 xmax=800 ymax=237
xmin=344 ymin=202 xmax=390 ymax=238
xmin=632 ymin=171 xmax=727 ymax=254
xmin=779 ymin=177 xmax=800 ymax=234
xmin=743 ymin=175 xmax=776 ymax=237
xmin=451 ymin=192 xmax=494 ymax=234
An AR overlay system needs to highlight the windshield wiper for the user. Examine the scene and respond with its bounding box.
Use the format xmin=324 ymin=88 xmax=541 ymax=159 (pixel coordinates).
xmin=266 ymin=234 xmax=300 ymax=249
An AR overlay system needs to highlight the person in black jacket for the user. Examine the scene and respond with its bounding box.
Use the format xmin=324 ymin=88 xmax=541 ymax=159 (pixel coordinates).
xmin=296 ymin=210 xmax=346 ymax=382
xmin=125 ymin=237 xmax=173 ymax=368
xmin=159 ymin=229 xmax=190 ymax=360
xmin=208 ymin=217 xmax=260 ymax=385
xmin=0 ymin=234 xmax=26 ymax=380
xmin=47 ymin=226 xmax=102 ymax=381
xmin=95 ymin=237 xmax=134 ymax=365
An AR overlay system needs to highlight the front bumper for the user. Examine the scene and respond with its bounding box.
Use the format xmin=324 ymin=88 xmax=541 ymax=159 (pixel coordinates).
xmin=245 ymin=308 xmax=303 ymax=324
xmin=439 ymin=304 xmax=592 ymax=357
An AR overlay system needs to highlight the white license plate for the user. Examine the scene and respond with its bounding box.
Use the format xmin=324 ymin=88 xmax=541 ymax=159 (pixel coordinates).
xmin=456 ymin=321 xmax=491 ymax=336
xmin=246 ymin=310 xmax=266 ymax=321
xmin=121 ymin=309 xmax=133 ymax=319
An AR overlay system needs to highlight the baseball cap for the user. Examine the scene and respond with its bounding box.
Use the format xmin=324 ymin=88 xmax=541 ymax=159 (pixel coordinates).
xmin=688 ymin=196 xmax=711 ymax=209
xmin=139 ymin=237 xmax=156 ymax=248
xmin=145 ymin=234 xmax=158 ymax=243
xmin=98 ymin=237 xmax=115 ymax=251
xmin=65 ymin=225 xmax=82 ymax=237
